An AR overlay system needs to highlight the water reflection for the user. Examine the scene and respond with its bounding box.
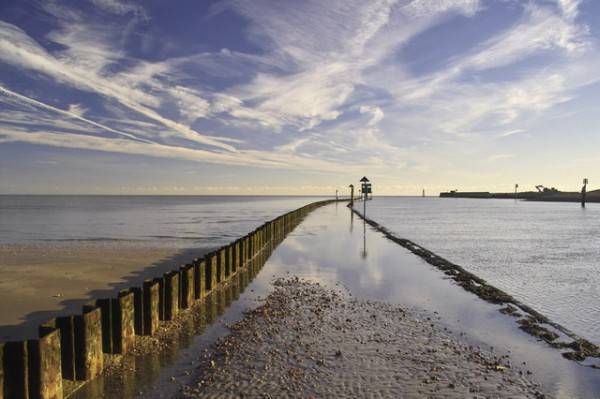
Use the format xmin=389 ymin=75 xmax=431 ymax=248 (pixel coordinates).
xmin=361 ymin=217 xmax=368 ymax=259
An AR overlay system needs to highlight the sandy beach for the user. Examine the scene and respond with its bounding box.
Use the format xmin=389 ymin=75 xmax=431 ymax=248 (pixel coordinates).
xmin=179 ymin=277 xmax=546 ymax=398
xmin=0 ymin=242 xmax=199 ymax=339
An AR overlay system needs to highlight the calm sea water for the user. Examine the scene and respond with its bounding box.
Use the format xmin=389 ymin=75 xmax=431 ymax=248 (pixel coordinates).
xmin=365 ymin=197 xmax=600 ymax=345
xmin=0 ymin=195 xmax=320 ymax=249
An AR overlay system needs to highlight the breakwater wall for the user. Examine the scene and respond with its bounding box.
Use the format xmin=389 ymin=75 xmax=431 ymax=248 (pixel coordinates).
xmin=1 ymin=199 xmax=338 ymax=399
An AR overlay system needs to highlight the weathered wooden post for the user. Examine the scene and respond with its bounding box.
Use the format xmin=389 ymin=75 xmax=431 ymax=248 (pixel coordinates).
xmin=74 ymin=306 xmax=103 ymax=381
xmin=582 ymin=178 xmax=588 ymax=208
xmin=112 ymin=290 xmax=135 ymax=354
xmin=29 ymin=326 xmax=63 ymax=399
xmin=142 ymin=280 xmax=160 ymax=335
xmin=3 ymin=341 xmax=28 ymax=399
xmin=0 ymin=342 xmax=3 ymax=399
xmin=349 ymin=184 xmax=354 ymax=207
xmin=164 ymin=271 xmax=179 ymax=321
xmin=193 ymin=258 xmax=206 ymax=300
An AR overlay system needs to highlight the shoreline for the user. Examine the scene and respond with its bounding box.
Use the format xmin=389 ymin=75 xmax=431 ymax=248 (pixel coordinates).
xmin=350 ymin=205 xmax=600 ymax=364
xmin=180 ymin=277 xmax=547 ymax=398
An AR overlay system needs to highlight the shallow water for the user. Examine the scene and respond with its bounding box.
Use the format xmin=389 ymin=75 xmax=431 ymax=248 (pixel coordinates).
xmin=362 ymin=197 xmax=600 ymax=346
xmin=81 ymin=203 xmax=599 ymax=399
xmin=0 ymin=195 xmax=320 ymax=249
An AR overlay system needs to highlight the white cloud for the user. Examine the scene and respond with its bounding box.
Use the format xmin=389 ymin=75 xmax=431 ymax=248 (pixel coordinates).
xmin=556 ymin=0 xmax=581 ymax=21
xmin=359 ymin=105 xmax=385 ymax=126
xmin=89 ymin=0 xmax=145 ymax=16
xmin=497 ymin=129 xmax=526 ymax=138
xmin=67 ymin=104 xmax=88 ymax=117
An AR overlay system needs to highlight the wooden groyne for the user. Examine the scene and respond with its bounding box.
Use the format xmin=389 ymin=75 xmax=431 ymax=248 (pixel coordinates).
xmin=0 ymin=199 xmax=338 ymax=399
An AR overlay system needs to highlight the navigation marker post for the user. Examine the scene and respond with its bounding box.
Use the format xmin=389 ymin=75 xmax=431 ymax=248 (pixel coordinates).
xmin=360 ymin=176 xmax=371 ymax=218
xmin=582 ymin=178 xmax=588 ymax=208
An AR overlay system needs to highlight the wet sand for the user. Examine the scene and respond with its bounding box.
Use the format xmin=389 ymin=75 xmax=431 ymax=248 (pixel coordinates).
xmin=180 ymin=277 xmax=546 ymax=398
xmin=0 ymin=242 xmax=202 ymax=339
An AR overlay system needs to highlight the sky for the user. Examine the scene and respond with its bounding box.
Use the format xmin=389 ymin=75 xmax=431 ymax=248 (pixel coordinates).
xmin=0 ymin=0 xmax=599 ymax=195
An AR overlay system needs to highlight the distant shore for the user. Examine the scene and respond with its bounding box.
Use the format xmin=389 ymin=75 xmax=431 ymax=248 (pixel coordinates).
xmin=439 ymin=189 xmax=600 ymax=203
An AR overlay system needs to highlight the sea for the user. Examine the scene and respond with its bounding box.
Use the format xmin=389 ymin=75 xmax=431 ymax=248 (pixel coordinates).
xmin=365 ymin=196 xmax=600 ymax=346
xmin=0 ymin=195 xmax=320 ymax=249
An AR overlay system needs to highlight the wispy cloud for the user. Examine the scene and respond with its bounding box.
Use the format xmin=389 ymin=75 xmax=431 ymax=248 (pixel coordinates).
xmin=497 ymin=129 xmax=526 ymax=138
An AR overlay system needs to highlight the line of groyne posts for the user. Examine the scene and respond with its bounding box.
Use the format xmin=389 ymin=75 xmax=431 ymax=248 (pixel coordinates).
xmin=0 ymin=200 xmax=338 ymax=399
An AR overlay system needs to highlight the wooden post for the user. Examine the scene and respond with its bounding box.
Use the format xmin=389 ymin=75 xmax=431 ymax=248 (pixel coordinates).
xmin=28 ymin=327 xmax=63 ymax=399
xmin=207 ymin=252 xmax=217 ymax=291
xmin=112 ymin=290 xmax=135 ymax=354
xmin=95 ymin=298 xmax=112 ymax=354
xmin=179 ymin=264 xmax=194 ymax=309
xmin=217 ymin=248 xmax=226 ymax=282
xmin=164 ymin=271 xmax=179 ymax=321
xmin=74 ymin=306 xmax=103 ymax=381
xmin=44 ymin=316 xmax=76 ymax=381
xmin=0 ymin=342 xmax=3 ymax=399
xmin=193 ymin=258 xmax=206 ymax=299
xmin=142 ymin=280 xmax=159 ymax=336
xmin=3 ymin=341 xmax=28 ymax=399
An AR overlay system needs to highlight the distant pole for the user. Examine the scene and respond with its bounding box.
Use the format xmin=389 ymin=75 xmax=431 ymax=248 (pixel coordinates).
xmin=582 ymin=178 xmax=588 ymax=208
xmin=349 ymin=184 xmax=355 ymax=207
xmin=336 ymin=189 xmax=339 ymax=201
xmin=360 ymin=176 xmax=371 ymax=218
xmin=422 ymin=189 xmax=425 ymax=197
xmin=363 ymin=190 xmax=366 ymax=217
xmin=515 ymin=184 xmax=519 ymax=200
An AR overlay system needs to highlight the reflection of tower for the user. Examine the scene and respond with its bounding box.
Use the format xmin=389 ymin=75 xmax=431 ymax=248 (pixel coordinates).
xmin=350 ymin=209 xmax=354 ymax=233
xmin=361 ymin=218 xmax=367 ymax=259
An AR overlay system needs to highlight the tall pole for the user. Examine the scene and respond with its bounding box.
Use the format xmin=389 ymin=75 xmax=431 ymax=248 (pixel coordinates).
xmin=363 ymin=188 xmax=366 ymax=218
xmin=582 ymin=178 xmax=588 ymax=208
xmin=336 ymin=189 xmax=339 ymax=201
xmin=349 ymin=185 xmax=354 ymax=207
xmin=515 ymin=183 xmax=519 ymax=200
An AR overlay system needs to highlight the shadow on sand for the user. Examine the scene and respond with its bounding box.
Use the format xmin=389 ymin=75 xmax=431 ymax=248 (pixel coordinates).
xmin=0 ymin=247 xmax=213 ymax=340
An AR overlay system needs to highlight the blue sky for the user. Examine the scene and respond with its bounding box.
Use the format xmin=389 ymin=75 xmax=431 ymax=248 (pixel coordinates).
xmin=0 ymin=0 xmax=599 ymax=195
